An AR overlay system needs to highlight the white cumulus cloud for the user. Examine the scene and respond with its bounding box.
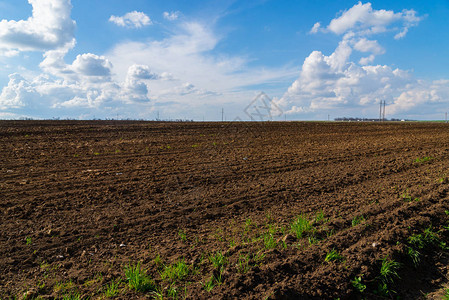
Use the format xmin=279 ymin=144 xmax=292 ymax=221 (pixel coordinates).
xmin=127 ymin=64 xmax=159 ymax=80
xmin=310 ymin=22 xmax=321 ymax=34
xmin=281 ymin=49 xmax=413 ymax=113
xmin=71 ymin=54 xmax=112 ymax=77
xmin=353 ymin=38 xmax=385 ymax=55
xmin=308 ymin=2 xmax=423 ymax=68
xmin=0 ymin=0 xmax=76 ymax=54
xmin=109 ymin=11 xmax=152 ymax=28
xmin=281 ymin=40 xmax=449 ymax=119
xmin=122 ymin=64 xmax=160 ymax=103
xmin=0 ymin=51 xmax=156 ymax=117
xmin=0 ymin=73 xmax=37 ymax=109
xmin=279 ymin=3 xmax=446 ymax=120
xmin=326 ymin=2 xmax=421 ymax=37
xmin=358 ymin=54 xmax=375 ymax=65
xmin=1 ymin=18 xmax=299 ymax=120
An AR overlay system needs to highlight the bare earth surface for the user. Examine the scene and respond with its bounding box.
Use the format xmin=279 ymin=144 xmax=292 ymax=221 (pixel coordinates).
xmin=2 ymin=121 xmax=449 ymax=299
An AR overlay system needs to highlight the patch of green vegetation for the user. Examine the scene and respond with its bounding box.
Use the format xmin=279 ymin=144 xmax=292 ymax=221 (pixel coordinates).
xmin=178 ymin=229 xmax=187 ymax=242
xmin=253 ymin=251 xmax=266 ymax=265
xmin=209 ymin=251 xmax=227 ymax=271
xmin=373 ymin=257 xmax=401 ymax=297
xmin=61 ymin=292 xmax=82 ymax=300
xmin=39 ymin=261 xmax=49 ymax=272
xmin=204 ymin=264 xmax=225 ymax=293
xmin=204 ymin=275 xmax=216 ymax=292
xmin=414 ymin=156 xmax=434 ymax=163
xmin=379 ymin=258 xmax=400 ymax=283
xmin=265 ymin=210 xmax=273 ymax=223
xmin=351 ymin=275 xmax=366 ymax=293
xmin=326 ymin=229 xmax=336 ymax=238
xmin=406 ymin=246 xmax=421 ymax=267
xmin=154 ymin=254 xmax=163 ymax=268
xmin=235 ymin=251 xmax=265 ymax=274
xmin=102 ymin=279 xmax=121 ymax=298
xmin=166 ymin=283 xmax=179 ymax=299
xmin=408 ymin=232 xmax=427 ymax=249
xmin=25 ymin=236 xmax=32 ymax=245
xmin=213 ymin=228 xmax=225 ymax=242
xmin=37 ymin=279 xmax=46 ymax=291
xmin=443 ymin=288 xmax=449 ymax=300
xmin=308 ymin=236 xmax=319 ymax=245
xmin=263 ymin=233 xmax=277 ymax=249
xmin=315 ymin=210 xmax=325 ymax=223
xmin=291 ymin=215 xmax=314 ymax=239
xmin=401 ymin=189 xmax=419 ymax=202
xmin=375 ymin=282 xmax=391 ymax=298
xmin=236 ymin=253 xmax=251 ymax=274
xmin=244 ymin=218 xmax=254 ymax=232
xmin=83 ymin=273 xmax=103 ymax=288
xmin=161 ymin=259 xmax=190 ymax=283
xmin=405 ymin=226 xmax=447 ymax=267
xmin=54 ymin=280 xmax=75 ymax=293
xmin=124 ymin=262 xmax=155 ymax=292
xmin=324 ymin=249 xmax=343 ymax=262
xmin=351 ymin=215 xmax=366 ymax=227
xmin=423 ymin=227 xmax=444 ymax=248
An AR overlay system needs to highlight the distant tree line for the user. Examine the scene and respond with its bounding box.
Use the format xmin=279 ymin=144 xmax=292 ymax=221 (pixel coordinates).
xmin=14 ymin=117 xmax=196 ymax=122
xmin=334 ymin=117 xmax=413 ymax=122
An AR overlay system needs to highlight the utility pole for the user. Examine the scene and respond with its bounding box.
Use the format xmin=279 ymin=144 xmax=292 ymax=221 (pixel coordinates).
xmin=379 ymin=100 xmax=382 ymax=122
xmin=221 ymin=108 xmax=224 ymax=122
xmin=382 ymin=100 xmax=386 ymax=122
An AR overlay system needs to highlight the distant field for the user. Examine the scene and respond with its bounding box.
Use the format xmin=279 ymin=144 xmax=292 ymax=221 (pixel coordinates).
xmin=2 ymin=121 xmax=449 ymax=299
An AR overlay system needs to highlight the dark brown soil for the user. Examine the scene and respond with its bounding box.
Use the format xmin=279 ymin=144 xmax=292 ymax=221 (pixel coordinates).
xmin=2 ymin=121 xmax=449 ymax=299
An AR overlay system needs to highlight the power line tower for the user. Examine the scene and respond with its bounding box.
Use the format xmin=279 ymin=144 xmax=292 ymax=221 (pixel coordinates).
xmin=379 ymin=100 xmax=386 ymax=122
xmin=379 ymin=100 xmax=382 ymax=122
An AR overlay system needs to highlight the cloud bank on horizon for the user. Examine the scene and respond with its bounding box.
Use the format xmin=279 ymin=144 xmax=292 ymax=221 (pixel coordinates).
xmin=0 ymin=0 xmax=447 ymax=120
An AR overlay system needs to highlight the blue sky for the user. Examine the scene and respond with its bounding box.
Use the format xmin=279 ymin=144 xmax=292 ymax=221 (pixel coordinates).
xmin=0 ymin=0 xmax=448 ymax=120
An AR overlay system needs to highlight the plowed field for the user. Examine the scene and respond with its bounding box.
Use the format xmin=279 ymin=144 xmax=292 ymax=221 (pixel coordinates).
xmin=2 ymin=121 xmax=449 ymax=299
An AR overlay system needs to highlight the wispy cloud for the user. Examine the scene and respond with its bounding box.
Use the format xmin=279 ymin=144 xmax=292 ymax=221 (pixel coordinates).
xmin=109 ymin=11 xmax=152 ymax=28
xmin=163 ymin=11 xmax=181 ymax=21
xmin=106 ymin=22 xmax=296 ymax=93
